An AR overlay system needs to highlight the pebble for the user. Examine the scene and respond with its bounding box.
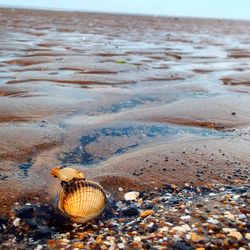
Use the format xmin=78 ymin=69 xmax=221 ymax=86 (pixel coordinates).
xmin=173 ymin=241 xmax=193 ymax=250
xmin=95 ymin=235 xmax=103 ymax=244
xmin=148 ymin=223 xmax=158 ymax=233
xmin=224 ymin=211 xmax=235 ymax=221
xmin=228 ymin=231 xmax=242 ymax=241
xmin=124 ymin=191 xmax=140 ymax=201
xmin=207 ymin=218 xmax=219 ymax=224
xmin=72 ymin=242 xmax=84 ymax=249
xmin=207 ymin=223 xmax=221 ymax=232
xmin=190 ymin=233 xmax=204 ymax=242
xmin=122 ymin=207 xmax=139 ymax=217
xmin=13 ymin=218 xmax=21 ymax=227
xmin=139 ymin=210 xmax=154 ymax=218
xmin=181 ymin=215 xmax=191 ymax=220
xmin=134 ymin=236 xmax=141 ymax=242
xmin=118 ymin=187 xmax=123 ymax=192
xmin=223 ymin=228 xmax=237 ymax=233
xmin=116 ymin=201 xmax=124 ymax=209
xmin=34 ymin=245 xmax=43 ymax=250
xmin=238 ymin=214 xmax=247 ymax=219
xmin=170 ymin=224 xmax=191 ymax=234
xmin=159 ymin=226 xmax=169 ymax=233
xmin=245 ymin=233 xmax=250 ymax=240
xmin=117 ymin=242 xmax=125 ymax=249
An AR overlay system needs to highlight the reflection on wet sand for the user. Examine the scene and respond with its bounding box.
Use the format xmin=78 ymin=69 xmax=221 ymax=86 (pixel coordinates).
xmin=0 ymin=8 xmax=250 ymax=216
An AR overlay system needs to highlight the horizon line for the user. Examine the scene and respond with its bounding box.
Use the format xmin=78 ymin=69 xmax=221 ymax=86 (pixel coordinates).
xmin=1 ymin=4 xmax=250 ymax=22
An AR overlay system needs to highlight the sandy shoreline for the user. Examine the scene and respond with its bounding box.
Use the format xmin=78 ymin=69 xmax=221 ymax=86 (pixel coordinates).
xmin=0 ymin=6 xmax=249 ymax=238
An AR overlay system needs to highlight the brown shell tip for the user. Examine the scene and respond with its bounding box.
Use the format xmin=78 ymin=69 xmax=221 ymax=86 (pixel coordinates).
xmin=51 ymin=167 xmax=60 ymax=178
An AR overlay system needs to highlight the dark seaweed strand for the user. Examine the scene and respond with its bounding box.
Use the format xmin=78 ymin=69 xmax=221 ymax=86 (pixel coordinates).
xmin=60 ymin=180 xmax=79 ymax=195
xmin=61 ymin=179 xmax=106 ymax=199
xmin=61 ymin=180 xmax=68 ymax=189
xmin=84 ymin=181 xmax=106 ymax=199
xmin=60 ymin=178 xmax=85 ymax=190
xmin=79 ymin=180 xmax=107 ymax=200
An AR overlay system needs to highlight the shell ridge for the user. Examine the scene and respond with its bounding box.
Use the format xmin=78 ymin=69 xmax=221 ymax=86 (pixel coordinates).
xmin=58 ymin=178 xmax=106 ymax=223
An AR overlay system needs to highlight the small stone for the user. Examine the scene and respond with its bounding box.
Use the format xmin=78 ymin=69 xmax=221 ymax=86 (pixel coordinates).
xmin=77 ymin=232 xmax=89 ymax=240
xmin=190 ymin=233 xmax=204 ymax=242
xmin=245 ymin=233 xmax=250 ymax=240
xmin=122 ymin=207 xmax=139 ymax=217
xmin=15 ymin=206 xmax=34 ymax=219
xmin=148 ymin=223 xmax=158 ymax=233
xmin=47 ymin=239 xmax=58 ymax=249
xmin=238 ymin=214 xmax=247 ymax=220
xmin=124 ymin=191 xmax=140 ymax=201
xmin=118 ymin=187 xmax=123 ymax=192
xmin=137 ymin=198 xmax=143 ymax=205
xmin=181 ymin=215 xmax=191 ymax=220
xmin=173 ymin=241 xmax=193 ymax=250
xmin=224 ymin=211 xmax=235 ymax=221
xmin=157 ymin=232 xmax=163 ymax=238
xmin=151 ymin=197 xmax=159 ymax=204
xmin=207 ymin=218 xmax=219 ymax=224
xmin=228 ymin=231 xmax=242 ymax=241
xmin=186 ymin=233 xmax=191 ymax=240
xmin=209 ymin=193 xmax=217 ymax=196
xmin=233 ymin=194 xmax=240 ymax=199
xmin=208 ymin=224 xmax=221 ymax=232
xmin=0 ymin=216 xmax=8 ymax=226
xmin=13 ymin=218 xmax=21 ymax=227
xmin=215 ymin=233 xmax=226 ymax=239
xmin=223 ymin=228 xmax=237 ymax=233
xmin=134 ymin=236 xmax=141 ymax=242
xmin=230 ymin=201 xmax=237 ymax=205
xmin=140 ymin=210 xmax=154 ymax=218
xmin=34 ymin=245 xmax=43 ymax=250
xmin=89 ymin=243 xmax=97 ymax=249
xmin=116 ymin=201 xmax=124 ymax=209
xmin=95 ymin=235 xmax=103 ymax=244
xmin=173 ymin=235 xmax=182 ymax=241
xmin=159 ymin=226 xmax=169 ymax=233
xmin=170 ymin=224 xmax=191 ymax=234
xmin=117 ymin=242 xmax=125 ymax=249
xmin=117 ymin=218 xmax=125 ymax=223
xmin=72 ymin=242 xmax=84 ymax=249
xmin=239 ymin=208 xmax=250 ymax=214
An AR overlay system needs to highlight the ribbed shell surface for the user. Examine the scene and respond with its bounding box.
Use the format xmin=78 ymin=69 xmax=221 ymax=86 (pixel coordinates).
xmin=58 ymin=179 xmax=106 ymax=223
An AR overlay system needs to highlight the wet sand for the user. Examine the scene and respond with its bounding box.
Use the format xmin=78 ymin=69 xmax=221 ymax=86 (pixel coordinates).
xmin=0 ymin=8 xmax=250 ymax=217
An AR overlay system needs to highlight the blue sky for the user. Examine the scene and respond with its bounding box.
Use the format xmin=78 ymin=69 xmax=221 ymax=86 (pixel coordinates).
xmin=0 ymin=0 xmax=250 ymax=20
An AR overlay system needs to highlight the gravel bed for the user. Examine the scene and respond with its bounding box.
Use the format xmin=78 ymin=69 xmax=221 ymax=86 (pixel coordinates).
xmin=0 ymin=183 xmax=249 ymax=249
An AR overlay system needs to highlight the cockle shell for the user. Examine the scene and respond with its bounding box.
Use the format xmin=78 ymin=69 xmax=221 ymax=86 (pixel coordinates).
xmin=51 ymin=167 xmax=106 ymax=223
xmin=59 ymin=179 xmax=107 ymax=223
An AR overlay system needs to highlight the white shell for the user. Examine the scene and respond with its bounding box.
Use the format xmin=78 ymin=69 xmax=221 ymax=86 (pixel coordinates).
xmin=124 ymin=191 xmax=140 ymax=201
xmin=51 ymin=167 xmax=85 ymax=181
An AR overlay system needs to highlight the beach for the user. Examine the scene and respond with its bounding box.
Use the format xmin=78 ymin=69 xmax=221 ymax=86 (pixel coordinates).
xmin=0 ymin=8 xmax=249 ymax=248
